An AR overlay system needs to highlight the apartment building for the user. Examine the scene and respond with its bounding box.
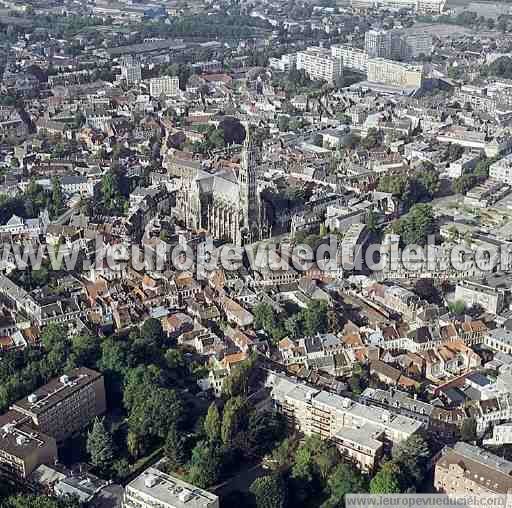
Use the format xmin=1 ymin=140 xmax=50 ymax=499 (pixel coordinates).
xmin=490 ymin=154 xmax=512 ymax=185
xmin=331 ymin=45 xmax=368 ymax=73
xmin=10 ymin=367 xmax=106 ymax=443
xmin=416 ymin=0 xmax=446 ymax=13
xmin=0 ymin=410 xmax=57 ymax=479
xmin=402 ymin=32 xmax=433 ymax=58
xmin=454 ymin=281 xmax=505 ymax=315
xmin=269 ymin=373 xmax=422 ymax=471
xmin=365 ymin=30 xmax=392 ymax=59
xmin=296 ymin=47 xmax=343 ymax=85
xmin=269 ymin=53 xmax=297 ymax=72
xmin=435 ymin=442 xmax=512 ymax=495
xmin=367 ymin=58 xmax=424 ymax=89
xmin=149 ymin=76 xmax=179 ymax=97
xmin=352 ymin=0 xmax=445 ymax=14
xmin=123 ymin=467 xmax=219 ymax=508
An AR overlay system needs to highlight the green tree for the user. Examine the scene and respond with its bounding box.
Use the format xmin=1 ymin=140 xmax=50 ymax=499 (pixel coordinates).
xmin=460 ymin=416 xmax=477 ymax=442
xmin=392 ymin=204 xmax=435 ymax=246
xmin=321 ymin=463 xmax=366 ymax=508
xmin=221 ymin=396 xmax=247 ymax=445
xmin=50 ymin=176 xmax=63 ymax=218
xmin=270 ymin=438 xmax=295 ymax=472
xmin=370 ymin=462 xmax=402 ymax=494
xmin=301 ymin=301 xmax=328 ymax=336
xmin=452 ymin=174 xmax=476 ymax=194
xmin=87 ymin=417 xmax=114 ymax=474
xmin=204 ymin=403 xmax=221 ymax=442
xmin=141 ymin=318 xmax=165 ymax=348
xmin=69 ymin=333 xmax=101 ymax=369
xmin=2 ymin=495 xmax=80 ymax=508
xmin=165 ymin=423 xmax=188 ymax=469
xmin=187 ymin=441 xmax=224 ymax=488
xmin=250 ymin=474 xmax=287 ymax=508
xmin=278 ymin=116 xmax=290 ymax=132
xmin=448 ymin=299 xmax=466 ymax=315
xmin=223 ymin=356 xmax=254 ymax=398
xmin=392 ymin=433 xmax=431 ymax=490
xmin=284 ymin=314 xmax=302 ymax=339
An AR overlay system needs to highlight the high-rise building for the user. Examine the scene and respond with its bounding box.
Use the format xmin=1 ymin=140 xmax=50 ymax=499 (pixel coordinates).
xmin=123 ymin=467 xmax=219 ymax=508
xmin=0 ymin=367 xmax=106 ymax=479
xmin=367 ymin=58 xmax=424 ymax=89
xmin=402 ymin=32 xmax=433 ymax=58
xmin=149 ymin=76 xmax=180 ymax=97
xmin=10 ymin=367 xmax=107 ymax=443
xmin=364 ymin=29 xmax=432 ymax=61
xmin=364 ymin=30 xmax=392 ymax=59
xmin=296 ymin=47 xmax=343 ymax=84
xmin=331 ymin=45 xmax=368 ymax=73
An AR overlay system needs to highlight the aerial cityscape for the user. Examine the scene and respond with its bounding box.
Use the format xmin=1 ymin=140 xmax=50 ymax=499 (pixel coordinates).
xmin=3 ymin=0 xmax=512 ymax=506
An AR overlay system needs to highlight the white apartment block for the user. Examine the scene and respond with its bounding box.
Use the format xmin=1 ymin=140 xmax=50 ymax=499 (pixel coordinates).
xmin=352 ymin=0 xmax=445 ymax=14
xmin=331 ymin=45 xmax=368 ymax=73
xmin=296 ymin=47 xmax=343 ymax=84
xmin=483 ymin=423 xmax=512 ymax=446
xmin=490 ymin=154 xmax=512 ymax=184
xmin=149 ymin=76 xmax=180 ymax=97
xmin=454 ymin=281 xmax=505 ymax=315
xmin=123 ymin=467 xmax=219 ymax=508
xmin=416 ymin=0 xmax=446 ymax=14
xmin=367 ymin=58 xmax=424 ymax=89
xmin=365 ymin=30 xmax=392 ymax=59
xmin=269 ymin=373 xmax=422 ymax=471
xmin=269 ymin=53 xmax=297 ymax=72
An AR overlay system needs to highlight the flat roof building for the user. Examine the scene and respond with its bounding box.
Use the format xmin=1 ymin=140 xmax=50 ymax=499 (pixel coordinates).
xmin=0 ymin=410 xmax=57 ymax=479
xmin=296 ymin=47 xmax=343 ymax=85
xmin=123 ymin=467 xmax=219 ymax=508
xmin=269 ymin=373 xmax=422 ymax=471
xmin=10 ymin=367 xmax=106 ymax=443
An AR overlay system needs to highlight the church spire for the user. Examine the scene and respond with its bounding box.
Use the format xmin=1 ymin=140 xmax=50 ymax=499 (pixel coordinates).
xmin=238 ymin=122 xmax=260 ymax=245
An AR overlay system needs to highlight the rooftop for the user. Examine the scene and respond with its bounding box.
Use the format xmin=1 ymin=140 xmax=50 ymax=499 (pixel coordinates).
xmin=126 ymin=467 xmax=218 ymax=508
xmin=12 ymin=367 xmax=103 ymax=416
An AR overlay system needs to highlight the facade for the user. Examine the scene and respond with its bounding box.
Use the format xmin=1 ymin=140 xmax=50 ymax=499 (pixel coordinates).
xmin=121 ymin=56 xmax=142 ymax=85
xmin=10 ymin=367 xmax=107 ymax=443
xmin=365 ymin=30 xmax=392 ymax=59
xmin=454 ymin=281 xmax=505 ymax=315
xmin=351 ymin=0 xmax=445 ymax=13
xmin=296 ymin=47 xmax=343 ymax=84
xmin=489 ymin=154 xmax=512 ymax=184
xmin=331 ymin=45 xmax=368 ymax=73
xmin=269 ymin=53 xmax=297 ymax=72
xmin=123 ymin=467 xmax=219 ymax=508
xmin=0 ymin=411 xmax=57 ymax=479
xmin=269 ymin=373 xmax=422 ymax=471
xmin=435 ymin=442 xmax=512 ymax=495
xmin=149 ymin=76 xmax=180 ymax=97
xmin=175 ymin=125 xmax=262 ymax=245
xmin=402 ymin=32 xmax=433 ymax=58
xmin=367 ymin=58 xmax=424 ymax=89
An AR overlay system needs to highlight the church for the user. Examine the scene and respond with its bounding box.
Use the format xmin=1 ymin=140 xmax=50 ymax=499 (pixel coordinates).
xmin=175 ymin=125 xmax=262 ymax=246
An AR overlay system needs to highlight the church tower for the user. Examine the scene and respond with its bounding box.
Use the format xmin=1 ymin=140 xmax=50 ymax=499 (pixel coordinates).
xmin=238 ymin=124 xmax=260 ymax=245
